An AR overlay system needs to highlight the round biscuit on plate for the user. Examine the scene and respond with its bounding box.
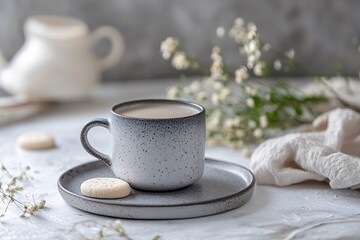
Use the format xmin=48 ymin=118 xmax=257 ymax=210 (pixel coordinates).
xmin=80 ymin=177 xmax=131 ymax=199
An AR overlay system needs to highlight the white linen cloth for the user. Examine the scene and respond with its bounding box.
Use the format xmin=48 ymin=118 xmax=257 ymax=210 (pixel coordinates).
xmin=250 ymin=108 xmax=360 ymax=189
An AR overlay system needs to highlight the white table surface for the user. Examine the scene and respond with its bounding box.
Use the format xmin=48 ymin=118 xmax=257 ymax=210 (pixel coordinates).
xmin=1 ymin=80 xmax=360 ymax=240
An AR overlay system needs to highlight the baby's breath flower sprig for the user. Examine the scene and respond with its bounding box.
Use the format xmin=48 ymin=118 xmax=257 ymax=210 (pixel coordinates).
xmin=171 ymin=79 xmax=326 ymax=152
xmin=70 ymin=219 xmax=161 ymax=240
xmin=0 ymin=163 xmax=46 ymax=219
xmin=160 ymin=37 xmax=200 ymax=71
xmin=161 ymin=18 xmax=329 ymax=155
xmin=227 ymin=18 xmax=303 ymax=74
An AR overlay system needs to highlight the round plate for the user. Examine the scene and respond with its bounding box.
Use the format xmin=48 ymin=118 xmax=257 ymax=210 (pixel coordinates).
xmin=58 ymin=158 xmax=255 ymax=219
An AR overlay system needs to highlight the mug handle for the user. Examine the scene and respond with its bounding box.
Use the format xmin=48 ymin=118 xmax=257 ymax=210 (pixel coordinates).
xmin=80 ymin=118 xmax=112 ymax=167
xmin=91 ymin=26 xmax=125 ymax=71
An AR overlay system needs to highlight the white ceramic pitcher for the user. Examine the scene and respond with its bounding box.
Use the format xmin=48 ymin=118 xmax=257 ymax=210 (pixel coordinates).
xmin=0 ymin=15 xmax=124 ymax=101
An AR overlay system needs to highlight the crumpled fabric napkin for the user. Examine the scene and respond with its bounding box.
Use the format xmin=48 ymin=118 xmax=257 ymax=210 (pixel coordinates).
xmin=250 ymin=108 xmax=360 ymax=189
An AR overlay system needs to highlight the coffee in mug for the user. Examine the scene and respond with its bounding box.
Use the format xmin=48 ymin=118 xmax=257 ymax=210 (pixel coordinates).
xmin=116 ymin=102 xmax=198 ymax=119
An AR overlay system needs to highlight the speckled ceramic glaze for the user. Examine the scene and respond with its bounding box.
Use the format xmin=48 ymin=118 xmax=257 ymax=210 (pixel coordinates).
xmin=58 ymin=158 xmax=255 ymax=219
xmin=80 ymin=99 xmax=205 ymax=191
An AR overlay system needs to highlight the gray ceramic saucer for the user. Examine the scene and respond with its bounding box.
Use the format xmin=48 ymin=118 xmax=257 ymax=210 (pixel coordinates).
xmin=58 ymin=158 xmax=255 ymax=219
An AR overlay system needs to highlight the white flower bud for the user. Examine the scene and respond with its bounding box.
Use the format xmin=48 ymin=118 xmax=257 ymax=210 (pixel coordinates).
xmin=259 ymin=115 xmax=268 ymax=128
xmin=38 ymin=200 xmax=46 ymax=209
xmin=247 ymin=22 xmax=257 ymax=32
xmin=196 ymin=92 xmax=207 ymax=102
xmin=235 ymin=129 xmax=246 ymax=138
xmin=242 ymin=148 xmax=252 ymax=157
xmin=219 ymin=88 xmax=231 ymax=100
xmin=254 ymin=63 xmax=264 ymax=76
xmin=248 ymin=120 xmax=257 ymax=129
xmin=246 ymin=98 xmax=255 ymax=108
xmin=248 ymin=40 xmax=258 ymax=53
xmin=213 ymin=81 xmax=224 ymax=91
xmin=114 ymin=220 xmax=122 ymax=231
xmin=274 ymin=59 xmax=282 ymax=71
xmin=211 ymin=93 xmax=221 ymax=105
xmin=167 ymin=86 xmax=179 ymax=99
xmin=253 ymin=128 xmax=263 ymax=139
xmin=235 ymin=67 xmax=249 ymax=84
xmin=160 ymin=37 xmax=178 ymax=60
xmin=235 ymin=18 xmax=244 ymax=26
xmin=171 ymin=52 xmax=190 ymax=70
xmin=189 ymin=81 xmax=201 ymax=92
xmin=247 ymin=55 xmax=256 ymax=69
xmin=285 ymin=49 xmax=295 ymax=59
xmin=263 ymin=43 xmax=271 ymax=51
xmin=216 ymin=27 xmax=225 ymax=38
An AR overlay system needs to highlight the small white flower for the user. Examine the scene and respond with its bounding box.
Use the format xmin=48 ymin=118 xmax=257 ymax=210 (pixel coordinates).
xmin=235 ymin=67 xmax=249 ymax=84
xmin=38 ymin=199 xmax=46 ymax=209
xmin=211 ymin=93 xmax=221 ymax=105
xmin=189 ymin=81 xmax=201 ymax=92
xmin=263 ymin=43 xmax=271 ymax=51
xmin=196 ymin=92 xmax=207 ymax=101
xmin=219 ymin=88 xmax=231 ymax=100
xmin=207 ymin=135 xmax=222 ymax=145
xmin=114 ymin=220 xmax=122 ymax=231
xmin=253 ymin=50 xmax=261 ymax=60
xmin=259 ymin=115 xmax=268 ymax=128
xmin=234 ymin=117 xmax=242 ymax=125
xmin=246 ymin=98 xmax=255 ymax=108
xmin=247 ymin=30 xmax=256 ymax=40
xmin=213 ymin=81 xmax=224 ymax=91
xmin=248 ymin=40 xmax=258 ymax=53
xmin=245 ymin=86 xmax=257 ymax=96
xmin=216 ymin=27 xmax=225 ymax=38
xmin=285 ymin=49 xmax=295 ymax=59
xmin=253 ymin=128 xmax=263 ymax=139
xmin=235 ymin=129 xmax=245 ymax=138
xmin=235 ymin=18 xmax=244 ymax=26
xmin=224 ymin=119 xmax=235 ymax=130
xmin=171 ymin=52 xmax=190 ymax=70
xmin=207 ymin=120 xmax=218 ymax=131
xmin=254 ymin=63 xmax=264 ymax=76
xmin=228 ymin=28 xmax=236 ymax=38
xmin=160 ymin=37 xmax=178 ymax=59
xmin=167 ymin=86 xmax=179 ymax=99
xmin=242 ymin=148 xmax=252 ymax=157
xmin=274 ymin=59 xmax=282 ymax=71
xmin=210 ymin=65 xmax=224 ymax=79
xmin=28 ymin=205 xmax=37 ymax=214
xmin=246 ymin=55 xmax=256 ymax=69
xmin=247 ymin=22 xmax=257 ymax=32
xmin=212 ymin=46 xmax=221 ymax=55
xmin=248 ymin=120 xmax=257 ymax=129
xmin=183 ymin=86 xmax=192 ymax=95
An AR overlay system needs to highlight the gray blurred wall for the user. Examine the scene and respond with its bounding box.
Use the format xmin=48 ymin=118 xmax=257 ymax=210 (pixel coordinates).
xmin=0 ymin=0 xmax=359 ymax=81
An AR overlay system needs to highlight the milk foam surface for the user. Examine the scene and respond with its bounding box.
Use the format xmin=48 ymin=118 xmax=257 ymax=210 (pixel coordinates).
xmin=117 ymin=103 xmax=199 ymax=119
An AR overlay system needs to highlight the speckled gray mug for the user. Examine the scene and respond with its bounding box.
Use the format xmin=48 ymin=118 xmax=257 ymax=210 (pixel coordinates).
xmin=80 ymin=99 xmax=205 ymax=191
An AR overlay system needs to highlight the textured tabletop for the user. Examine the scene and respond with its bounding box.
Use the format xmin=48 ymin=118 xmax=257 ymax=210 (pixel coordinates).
xmin=1 ymin=79 xmax=360 ymax=239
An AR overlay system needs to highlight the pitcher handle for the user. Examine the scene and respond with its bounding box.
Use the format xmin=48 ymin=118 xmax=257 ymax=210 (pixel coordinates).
xmin=91 ymin=26 xmax=124 ymax=71
xmin=80 ymin=118 xmax=112 ymax=167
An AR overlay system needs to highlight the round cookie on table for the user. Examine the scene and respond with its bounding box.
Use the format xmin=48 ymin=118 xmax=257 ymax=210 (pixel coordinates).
xmin=17 ymin=132 xmax=55 ymax=150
